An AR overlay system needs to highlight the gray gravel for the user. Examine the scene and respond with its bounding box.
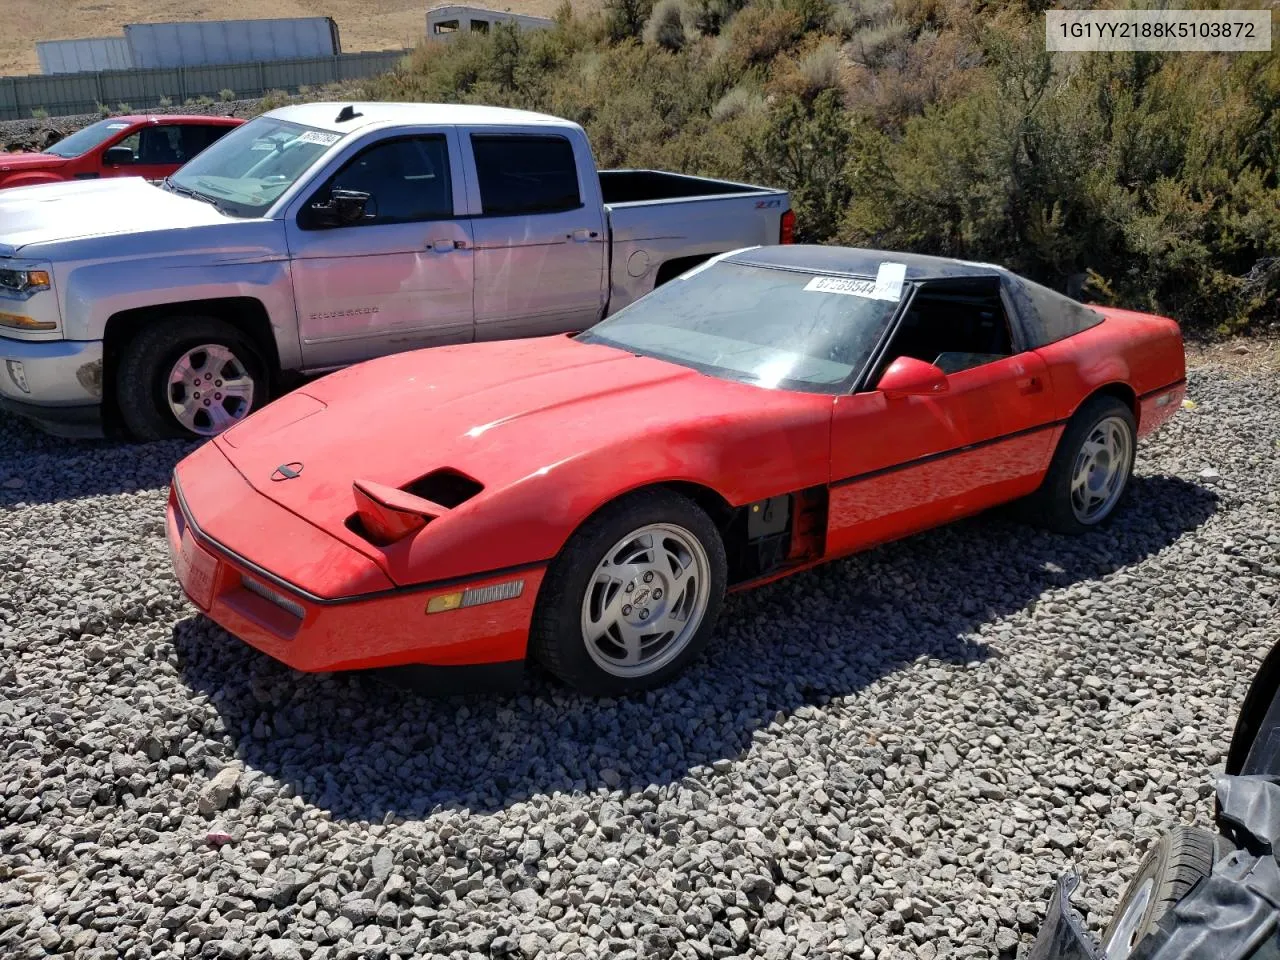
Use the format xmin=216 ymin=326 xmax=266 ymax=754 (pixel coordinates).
xmin=1 ymin=361 xmax=1277 ymax=960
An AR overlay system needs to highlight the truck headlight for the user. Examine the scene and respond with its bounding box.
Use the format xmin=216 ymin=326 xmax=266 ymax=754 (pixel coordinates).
xmin=0 ymin=268 xmax=51 ymax=295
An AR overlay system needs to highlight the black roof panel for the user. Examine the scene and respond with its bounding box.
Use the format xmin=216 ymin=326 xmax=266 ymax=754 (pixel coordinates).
xmin=729 ymin=244 xmax=1008 ymax=281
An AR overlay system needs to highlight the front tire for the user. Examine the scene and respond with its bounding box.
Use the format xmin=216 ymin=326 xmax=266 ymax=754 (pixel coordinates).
xmin=1101 ymin=826 xmax=1231 ymax=960
xmin=116 ymin=318 xmax=268 ymax=440
xmin=530 ymin=489 xmax=728 ymax=695
xmin=1030 ymin=395 xmax=1137 ymax=534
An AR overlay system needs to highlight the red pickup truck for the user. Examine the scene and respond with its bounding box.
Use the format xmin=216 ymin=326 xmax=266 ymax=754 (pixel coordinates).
xmin=0 ymin=115 xmax=242 ymax=190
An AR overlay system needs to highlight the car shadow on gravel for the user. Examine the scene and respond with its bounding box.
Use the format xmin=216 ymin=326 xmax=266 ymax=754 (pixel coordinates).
xmin=0 ymin=415 xmax=196 ymax=503
xmin=172 ymin=473 xmax=1217 ymax=821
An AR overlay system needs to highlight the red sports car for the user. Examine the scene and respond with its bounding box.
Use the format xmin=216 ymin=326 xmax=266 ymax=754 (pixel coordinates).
xmin=167 ymin=246 xmax=1186 ymax=694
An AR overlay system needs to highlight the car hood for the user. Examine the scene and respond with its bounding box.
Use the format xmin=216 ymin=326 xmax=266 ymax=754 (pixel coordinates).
xmin=0 ymin=177 xmax=228 ymax=254
xmin=0 ymin=152 xmax=67 ymax=172
xmin=217 ymin=336 xmax=698 ymax=510
xmin=211 ymin=335 xmax=834 ymax=583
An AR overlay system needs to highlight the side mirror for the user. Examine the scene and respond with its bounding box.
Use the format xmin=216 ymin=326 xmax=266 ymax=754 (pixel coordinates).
xmin=309 ymin=188 xmax=372 ymax=228
xmin=876 ymin=356 xmax=949 ymax=398
xmin=103 ymin=146 xmax=134 ymax=166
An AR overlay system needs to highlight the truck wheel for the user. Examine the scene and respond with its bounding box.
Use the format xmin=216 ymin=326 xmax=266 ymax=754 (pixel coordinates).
xmin=530 ymin=489 xmax=727 ymax=696
xmin=1101 ymin=826 xmax=1231 ymax=960
xmin=116 ymin=318 xmax=268 ymax=440
xmin=1027 ymin=394 xmax=1136 ymax=534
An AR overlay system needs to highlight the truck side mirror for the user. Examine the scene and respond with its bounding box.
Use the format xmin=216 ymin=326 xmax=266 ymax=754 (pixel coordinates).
xmin=103 ymin=146 xmax=134 ymax=166
xmin=309 ymin=189 xmax=372 ymax=228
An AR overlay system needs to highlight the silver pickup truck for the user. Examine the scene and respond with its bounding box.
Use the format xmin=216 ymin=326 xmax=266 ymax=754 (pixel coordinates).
xmin=0 ymin=102 xmax=791 ymax=439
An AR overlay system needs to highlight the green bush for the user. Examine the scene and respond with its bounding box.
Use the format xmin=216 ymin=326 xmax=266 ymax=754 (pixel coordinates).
xmin=645 ymin=0 xmax=689 ymax=51
xmin=606 ymin=0 xmax=655 ymax=41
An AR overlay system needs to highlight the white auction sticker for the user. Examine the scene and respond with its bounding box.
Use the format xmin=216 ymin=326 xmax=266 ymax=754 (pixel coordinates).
xmin=804 ymin=262 xmax=907 ymax=301
xmin=295 ymin=130 xmax=342 ymax=146
xmin=872 ymin=261 xmax=907 ymax=301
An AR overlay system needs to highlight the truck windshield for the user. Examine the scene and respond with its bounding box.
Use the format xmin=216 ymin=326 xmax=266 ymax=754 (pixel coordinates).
xmin=43 ymin=118 xmax=134 ymax=158
xmin=167 ymin=116 xmax=342 ymax=218
xmin=578 ymin=259 xmax=902 ymax=393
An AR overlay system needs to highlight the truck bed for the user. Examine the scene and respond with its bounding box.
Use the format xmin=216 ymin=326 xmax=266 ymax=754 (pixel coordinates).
xmin=599 ymin=169 xmax=778 ymax=205
xmin=600 ymin=169 xmax=789 ymax=315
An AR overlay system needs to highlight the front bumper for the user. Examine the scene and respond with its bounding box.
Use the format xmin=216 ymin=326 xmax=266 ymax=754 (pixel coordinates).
xmin=166 ymin=479 xmax=544 ymax=675
xmin=0 ymin=336 xmax=103 ymax=436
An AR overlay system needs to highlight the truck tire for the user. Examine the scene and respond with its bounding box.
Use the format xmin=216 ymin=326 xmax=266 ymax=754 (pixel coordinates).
xmin=1101 ymin=826 xmax=1232 ymax=960
xmin=116 ymin=317 xmax=269 ymax=441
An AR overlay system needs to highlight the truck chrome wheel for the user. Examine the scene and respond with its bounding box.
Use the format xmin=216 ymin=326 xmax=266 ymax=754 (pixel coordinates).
xmin=1070 ymin=414 xmax=1132 ymax=524
xmin=580 ymin=522 xmax=711 ymax=678
xmin=167 ymin=343 xmax=256 ymax=436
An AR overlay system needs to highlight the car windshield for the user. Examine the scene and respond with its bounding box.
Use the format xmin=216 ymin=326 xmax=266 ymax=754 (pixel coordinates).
xmin=42 ymin=118 xmax=135 ymax=158
xmin=167 ymin=116 xmax=342 ymax=218
xmin=577 ymin=259 xmax=904 ymax=393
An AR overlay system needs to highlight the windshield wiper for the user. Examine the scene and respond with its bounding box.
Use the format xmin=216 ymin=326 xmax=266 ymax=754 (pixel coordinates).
xmin=163 ymin=177 xmax=230 ymax=215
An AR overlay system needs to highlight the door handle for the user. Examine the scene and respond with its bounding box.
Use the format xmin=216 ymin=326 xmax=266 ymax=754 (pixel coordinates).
xmin=569 ymin=229 xmax=599 ymax=242
xmin=1017 ymin=375 xmax=1043 ymax=394
xmin=427 ymin=239 xmax=463 ymax=252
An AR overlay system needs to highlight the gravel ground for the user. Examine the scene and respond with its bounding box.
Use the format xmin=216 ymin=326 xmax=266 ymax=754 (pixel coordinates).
xmin=1 ymin=357 xmax=1277 ymax=960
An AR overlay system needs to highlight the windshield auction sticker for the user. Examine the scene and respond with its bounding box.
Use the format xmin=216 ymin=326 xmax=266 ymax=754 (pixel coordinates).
xmin=1046 ymin=10 xmax=1270 ymax=52
xmin=295 ymin=130 xmax=342 ymax=146
xmin=804 ymin=262 xmax=907 ymax=301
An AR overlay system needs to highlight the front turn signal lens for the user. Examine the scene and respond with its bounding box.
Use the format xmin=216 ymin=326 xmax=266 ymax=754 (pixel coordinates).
xmin=0 ymin=312 xmax=56 ymax=331
xmin=426 ymin=579 xmax=525 ymax=614
xmin=26 ymin=270 xmax=50 ymax=289
xmin=426 ymin=592 xmax=464 ymax=614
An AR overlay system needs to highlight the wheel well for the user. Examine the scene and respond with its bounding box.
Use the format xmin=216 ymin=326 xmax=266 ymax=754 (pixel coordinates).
xmin=653 ymin=481 xmax=824 ymax=586
xmin=653 ymin=255 xmax=713 ymax=289
xmin=101 ymin=297 xmax=280 ymax=430
xmin=1084 ymin=382 xmax=1139 ymax=427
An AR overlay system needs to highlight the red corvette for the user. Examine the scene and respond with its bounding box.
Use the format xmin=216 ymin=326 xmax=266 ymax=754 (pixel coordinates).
xmin=167 ymin=246 xmax=1186 ymax=694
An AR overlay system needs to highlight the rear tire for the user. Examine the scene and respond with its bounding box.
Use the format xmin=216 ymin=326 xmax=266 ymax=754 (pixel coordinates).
xmin=116 ymin=317 xmax=269 ymax=441
xmin=530 ymin=489 xmax=727 ymax=696
xmin=1028 ymin=394 xmax=1136 ymax=534
xmin=1101 ymin=826 xmax=1231 ymax=959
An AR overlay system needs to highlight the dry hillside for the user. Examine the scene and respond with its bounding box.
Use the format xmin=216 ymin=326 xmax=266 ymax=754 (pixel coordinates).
xmin=3 ymin=0 xmax=575 ymax=76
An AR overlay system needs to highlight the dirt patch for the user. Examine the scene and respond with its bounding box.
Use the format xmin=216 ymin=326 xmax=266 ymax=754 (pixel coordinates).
xmin=1186 ymin=336 xmax=1280 ymax=378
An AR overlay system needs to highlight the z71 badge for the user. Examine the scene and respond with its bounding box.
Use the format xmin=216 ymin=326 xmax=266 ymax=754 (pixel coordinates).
xmin=755 ymin=199 xmax=783 ymax=209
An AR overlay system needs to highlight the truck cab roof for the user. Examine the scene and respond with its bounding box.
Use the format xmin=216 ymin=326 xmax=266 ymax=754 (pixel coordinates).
xmin=263 ymin=102 xmax=578 ymax=135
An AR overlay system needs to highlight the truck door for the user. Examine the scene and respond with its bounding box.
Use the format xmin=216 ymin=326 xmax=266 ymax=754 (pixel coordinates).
xmin=462 ymin=131 xmax=608 ymax=340
xmin=285 ymin=129 xmax=474 ymax=369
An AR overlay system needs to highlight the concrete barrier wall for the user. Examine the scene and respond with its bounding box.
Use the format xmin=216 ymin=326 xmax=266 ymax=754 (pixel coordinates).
xmin=0 ymin=50 xmax=409 ymax=120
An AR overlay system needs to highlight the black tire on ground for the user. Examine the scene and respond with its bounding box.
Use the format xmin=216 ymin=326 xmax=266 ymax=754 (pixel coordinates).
xmin=116 ymin=317 xmax=269 ymax=441
xmin=530 ymin=489 xmax=728 ymax=696
xmin=1027 ymin=394 xmax=1137 ymax=534
xmin=1101 ymin=826 xmax=1232 ymax=959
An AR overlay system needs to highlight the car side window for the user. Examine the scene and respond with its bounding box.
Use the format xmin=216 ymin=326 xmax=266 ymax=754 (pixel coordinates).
xmin=872 ymin=278 xmax=1014 ymax=385
xmin=109 ymin=131 xmax=141 ymax=162
xmin=471 ymin=134 xmax=582 ymax=216
xmin=326 ymin=136 xmax=454 ymax=225
xmin=180 ymin=124 xmax=232 ymax=158
xmin=137 ymin=127 xmax=185 ymax=165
